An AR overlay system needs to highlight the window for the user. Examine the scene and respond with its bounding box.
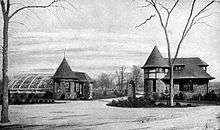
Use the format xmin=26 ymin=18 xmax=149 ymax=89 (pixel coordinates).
xmin=202 ymin=66 xmax=207 ymax=71
xmin=64 ymin=82 xmax=70 ymax=92
xmin=149 ymin=69 xmax=156 ymax=73
xmin=179 ymin=81 xmax=193 ymax=92
xmin=174 ymin=66 xmax=183 ymax=71
xmin=153 ymin=80 xmax=156 ymax=92
xmin=158 ymin=68 xmax=165 ymax=73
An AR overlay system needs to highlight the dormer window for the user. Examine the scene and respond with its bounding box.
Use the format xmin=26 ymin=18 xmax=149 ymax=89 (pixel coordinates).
xmin=202 ymin=66 xmax=207 ymax=71
xmin=174 ymin=66 xmax=184 ymax=71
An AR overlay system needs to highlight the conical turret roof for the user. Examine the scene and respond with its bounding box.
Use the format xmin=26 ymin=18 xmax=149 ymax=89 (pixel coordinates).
xmin=142 ymin=46 xmax=169 ymax=68
xmin=53 ymin=57 xmax=78 ymax=79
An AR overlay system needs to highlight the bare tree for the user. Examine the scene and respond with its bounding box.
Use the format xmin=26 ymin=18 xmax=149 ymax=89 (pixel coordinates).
xmin=131 ymin=65 xmax=143 ymax=90
xmin=136 ymin=0 xmax=216 ymax=106
xmin=96 ymin=73 xmax=114 ymax=91
xmin=115 ymin=66 xmax=126 ymax=92
xmin=0 ymin=0 xmax=72 ymax=123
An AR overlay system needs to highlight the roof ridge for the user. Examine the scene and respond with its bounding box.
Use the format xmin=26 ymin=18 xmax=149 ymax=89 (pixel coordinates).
xmin=53 ymin=57 xmax=78 ymax=79
xmin=142 ymin=46 xmax=169 ymax=68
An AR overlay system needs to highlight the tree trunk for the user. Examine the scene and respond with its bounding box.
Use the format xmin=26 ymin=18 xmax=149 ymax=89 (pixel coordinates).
xmin=169 ymin=65 xmax=174 ymax=106
xmin=1 ymin=15 xmax=9 ymax=123
xmin=132 ymin=82 xmax=136 ymax=99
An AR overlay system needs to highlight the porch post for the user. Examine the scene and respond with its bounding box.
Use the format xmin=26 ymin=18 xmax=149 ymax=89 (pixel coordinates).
xmin=206 ymin=81 xmax=209 ymax=93
xmin=89 ymin=83 xmax=93 ymax=99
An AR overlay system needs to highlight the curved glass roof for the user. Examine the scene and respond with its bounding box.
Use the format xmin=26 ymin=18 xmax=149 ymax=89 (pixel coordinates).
xmin=9 ymin=74 xmax=53 ymax=91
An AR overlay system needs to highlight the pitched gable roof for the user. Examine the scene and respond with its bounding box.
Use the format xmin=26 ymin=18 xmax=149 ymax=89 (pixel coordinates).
xmin=74 ymin=72 xmax=93 ymax=83
xmin=53 ymin=57 xmax=78 ymax=79
xmin=142 ymin=46 xmax=169 ymax=68
xmin=169 ymin=57 xmax=209 ymax=66
xmin=163 ymin=57 xmax=214 ymax=80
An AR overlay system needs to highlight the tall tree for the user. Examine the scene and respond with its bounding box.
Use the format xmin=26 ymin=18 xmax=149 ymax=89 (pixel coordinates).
xmin=115 ymin=66 xmax=126 ymax=92
xmin=96 ymin=73 xmax=114 ymax=91
xmin=131 ymin=65 xmax=142 ymax=89
xmin=0 ymin=0 xmax=70 ymax=123
xmin=136 ymin=0 xmax=216 ymax=106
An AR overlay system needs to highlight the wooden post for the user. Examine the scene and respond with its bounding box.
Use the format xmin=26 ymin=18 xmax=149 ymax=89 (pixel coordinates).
xmin=89 ymin=83 xmax=93 ymax=100
xmin=1 ymin=10 xmax=9 ymax=123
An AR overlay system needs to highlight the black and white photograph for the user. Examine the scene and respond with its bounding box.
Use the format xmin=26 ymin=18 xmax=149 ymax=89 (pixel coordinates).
xmin=0 ymin=0 xmax=220 ymax=129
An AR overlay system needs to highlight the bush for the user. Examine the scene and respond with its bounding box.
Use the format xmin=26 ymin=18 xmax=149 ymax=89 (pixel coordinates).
xmin=175 ymin=102 xmax=181 ymax=107
xmin=43 ymin=91 xmax=53 ymax=99
xmin=157 ymin=103 xmax=166 ymax=107
xmin=113 ymin=90 xmax=124 ymax=97
xmin=174 ymin=92 xmax=186 ymax=100
xmin=187 ymin=104 xmax=192 ymax=107
xmin=60 ymin=94 xmax=65 ymax=100
xmin=9 ymin=93 xmax=54 ymax=104
xmin=107 ymin=96 xmax=156 ymax=108
xmin=217 ymin=93 xmax=220 ymax=101
xmin=152 ymin=93 xmax=160 ymax=101
xmin=203 ymin=90 xmax=217 ymax=101
xmin=160 ymin=92 xmax=169 ymax=100
xmin=191 ymin=93 xmax=202 ymax=101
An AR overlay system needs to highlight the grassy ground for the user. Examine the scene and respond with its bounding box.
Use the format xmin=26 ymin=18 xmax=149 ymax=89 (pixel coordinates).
xmin=0 ymin=98 xmax=220 ymax=130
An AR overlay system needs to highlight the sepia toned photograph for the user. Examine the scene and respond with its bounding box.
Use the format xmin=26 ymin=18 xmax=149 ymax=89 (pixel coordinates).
xmin=0 ymin=0 xmax=220 ymax=129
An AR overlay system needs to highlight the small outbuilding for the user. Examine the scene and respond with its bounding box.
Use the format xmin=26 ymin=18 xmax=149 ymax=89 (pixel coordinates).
xmin=52 ymin=57 xmax=93 ymax=100
xmin=142 ymin=46 xmax=214 ymax=98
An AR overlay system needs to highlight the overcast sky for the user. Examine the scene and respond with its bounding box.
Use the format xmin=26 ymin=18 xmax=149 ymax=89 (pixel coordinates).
xmin=1 ymin=0 xmax=220 ymax=81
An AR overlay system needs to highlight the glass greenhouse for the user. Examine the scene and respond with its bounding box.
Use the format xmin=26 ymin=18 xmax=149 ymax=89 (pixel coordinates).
xmin=9 ymin=74 xmax=53 ymax=93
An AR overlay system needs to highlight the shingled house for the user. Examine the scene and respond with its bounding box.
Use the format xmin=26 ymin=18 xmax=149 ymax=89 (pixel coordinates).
xmin=53 ymin=57 xmax=93 ymax=100
xmin=142 ymin=46 xmax=214 ymax=98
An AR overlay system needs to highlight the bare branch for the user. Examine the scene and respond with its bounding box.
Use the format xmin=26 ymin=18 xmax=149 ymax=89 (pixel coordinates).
xmin=9 ymin=0 xmax=63 ymax=20
xmin=172 ymin=0 xmax=196 ymax=64
xmin=145 ymin=0 xmax=153 ymax=5
xmin=10 ymin=2 xmax=26 ymax=8
xmin=185 ymin=1 xmax=215 ymax=36
xmin=172 ymin=0 xmax=215 ymax=64
xmin=1 ymin=0 xmax=6 ymax=14
xmin=150 ymin=0 xmax=172 ymax=64
xmin=9 ymin=20 xmax=30 ymax=30
xmin=135 ymin=14 xmax=155 ymax=28
xmin=194 ymin=21 xmax=215 ymax=28
xmin=157 ymin=3 xmax=169 ymax=14
xmin=151 ymin=1 xmax=165 ymax=27
xmin=137 ymin=4 xmax=151 ymax=8
xmin=194 ymin=14 xmax=213 ymax=23
xmin=191 ymin=0 xmax=215 ymax=24
xmin=165 ymin=0 xmax=179 ymax=28
xmin=6 ymin=0 xmax=10 ymax=13
xmin=170 ymin=0 xmax=179 ymax=14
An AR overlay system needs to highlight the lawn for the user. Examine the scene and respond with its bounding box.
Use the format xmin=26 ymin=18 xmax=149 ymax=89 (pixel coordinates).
xmin=0 ymin=98 xmax=220 ymax=130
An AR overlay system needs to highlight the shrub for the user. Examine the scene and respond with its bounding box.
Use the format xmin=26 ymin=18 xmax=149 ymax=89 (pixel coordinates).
xmin=113 ymin=90 xmax=124 ymax=97
xmin=60 ymin=94 xmax=65 ymax=100
xmin=175 ymin=102 xmax=181 ymax=107
xmin=217 ymin=93 xmax=220 ymax=101
xmin=187 ymin=104 xmax=192 ymax=107
xmin=174 ymin=92 xmax=186 ymax=100
xmin=152 ymin=93 xmax=160 ymax=101
xmin=191 ymin=93 xmax=202 ymax=101
xmin=179 ymin=92 xmax=186 ymax=100
xmin=157 ymin=103 xmax=166 ymax=107
xmin=28 ymin=93 xmax=35 ymax=99
xmin=107 ymin=96 xmax=155 ymax=108
xmin=160 ymin=92 xmax=169 ymax=100
xmin=174 ymin=94 xmax=179 ymax=100
xmin=43 ymin=91 xmax=53 ymax=99
xmin=203 ymin=90 xmax=217 ymax=101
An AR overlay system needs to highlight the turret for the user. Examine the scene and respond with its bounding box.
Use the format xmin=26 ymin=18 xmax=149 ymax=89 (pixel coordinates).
xmin=142 ymin=46 xmax=169 ymax=95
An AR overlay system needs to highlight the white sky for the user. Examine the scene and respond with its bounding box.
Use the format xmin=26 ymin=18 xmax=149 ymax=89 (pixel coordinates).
xmin=1 ymin=0 xmax=220 ymax=81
